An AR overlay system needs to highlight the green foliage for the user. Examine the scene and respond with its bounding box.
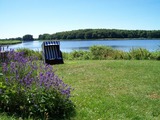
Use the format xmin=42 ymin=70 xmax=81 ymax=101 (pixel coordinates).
xmin=129 ymin=48 xmax=152 ymax=60
xmin=63 ymin=51 xmax=91 ymax=60
xmin=0 ymin=112 xmax=18 ymax=120
xmin=16 ymin=48 xmax=42 ymax=60
xmin=90 ymin=45 xmax=114 ymax=60
xmin=13 ymin=46 xmax=160 ymax=61
xmin=39 ymin=34 xmax=51 ymax=40
xmin=0 ymin=51 xmax=75 ymax=119
xmin=23 ymin=34 xmax=34 ymax=41
xmin=38 ymin=29 xmax=160 ymax=40
xmin=62 ymin=52 xmax=72 ymax=60
xmin=112 ymin=50 xmax=130 ymax=60
xmin=62 ymin=46 xmax=160 ymax=60
xmin=1 ymin=60 xmax=160 ymax=119
xmin=151 ymin=51 xmax=160 ymax=60
xmin=71 ymin=50 xmax=91 ymax=60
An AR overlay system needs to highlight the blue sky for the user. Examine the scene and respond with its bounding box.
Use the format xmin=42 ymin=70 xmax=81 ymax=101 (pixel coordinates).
xmin=0 ymin=0 xmax=160 ymax=39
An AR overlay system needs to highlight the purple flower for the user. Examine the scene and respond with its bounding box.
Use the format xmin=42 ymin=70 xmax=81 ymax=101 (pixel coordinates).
xmin=2 ymin=63 xmax=8 ymax=73
xmin=2 ymin=50 xmax=72 ymax=99
xmin=10 ymin=62 xmax=16 ymax=73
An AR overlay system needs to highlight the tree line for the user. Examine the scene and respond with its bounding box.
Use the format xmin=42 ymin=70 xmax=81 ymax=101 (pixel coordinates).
xmin=0 ymin=34 xmax=34 ymax=41
xmin=1 ymin=29 xmax=160 ymax=41
xmin=38 ymin=29 xmax=160 ymax=40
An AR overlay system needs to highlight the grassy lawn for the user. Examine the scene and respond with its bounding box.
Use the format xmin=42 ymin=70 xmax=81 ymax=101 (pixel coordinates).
xmin=55 ymin=60 xmax=160 ymax=120
xmin=1 ymin=60 xmax=160 ymax=119
xmin=0 ymin=40 xmax=22 ymax=45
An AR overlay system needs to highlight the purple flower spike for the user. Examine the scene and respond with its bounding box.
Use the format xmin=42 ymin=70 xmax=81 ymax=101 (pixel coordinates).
xmin=2 ymin=50 xmax=73 ymax=99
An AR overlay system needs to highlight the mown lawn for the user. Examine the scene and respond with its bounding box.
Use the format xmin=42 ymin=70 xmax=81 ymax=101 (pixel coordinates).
xmin=1 ymin=60 xmax=160 ymax=119
xmin=55 ymin=60 xmax=160 ymax=120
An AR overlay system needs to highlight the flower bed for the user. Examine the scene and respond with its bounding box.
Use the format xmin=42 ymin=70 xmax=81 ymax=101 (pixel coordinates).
xmin=0 ymin=50 xmax=75 ymax=119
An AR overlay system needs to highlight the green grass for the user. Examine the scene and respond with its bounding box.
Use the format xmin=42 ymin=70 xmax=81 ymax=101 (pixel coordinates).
xmin=0 ymin=40 xmax=22 ymax=45
xmin=0 ymin=113 xmax=19 ymax=120
xmin=1 ymin=60 xmax=160 ymax=119
xmin=55 ymin=60 xmax=160 ymax=120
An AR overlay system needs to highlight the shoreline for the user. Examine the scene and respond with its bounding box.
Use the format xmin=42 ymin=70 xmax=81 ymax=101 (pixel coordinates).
xmin=0 ymin=41 xmax=22 ymax=45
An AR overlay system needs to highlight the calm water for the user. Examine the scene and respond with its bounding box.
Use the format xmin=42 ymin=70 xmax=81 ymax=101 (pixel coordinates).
xmin=3 ymin=39 xmax=160 ymax=52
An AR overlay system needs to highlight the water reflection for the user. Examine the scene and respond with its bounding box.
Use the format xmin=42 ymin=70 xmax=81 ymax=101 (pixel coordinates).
xmin=2 ymin=39 xmax=160 ymax=52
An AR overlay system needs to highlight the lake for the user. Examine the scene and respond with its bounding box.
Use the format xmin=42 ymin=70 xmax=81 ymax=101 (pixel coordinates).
xmin=3 ymin=39 xmax=160 ymax=52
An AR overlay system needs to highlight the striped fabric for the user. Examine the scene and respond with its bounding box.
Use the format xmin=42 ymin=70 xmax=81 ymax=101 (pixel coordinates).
xmin=42 ymin=41 xmax=62 ymax=60
xmin=44 ymin=41 xmax=60 ymax=46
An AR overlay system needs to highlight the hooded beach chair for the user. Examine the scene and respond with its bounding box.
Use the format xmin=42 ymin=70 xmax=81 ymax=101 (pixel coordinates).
xmin=42 ymin=41 xmax=64 ymax=65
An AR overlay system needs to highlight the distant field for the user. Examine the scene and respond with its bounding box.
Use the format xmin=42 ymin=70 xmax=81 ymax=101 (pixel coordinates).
xmin=0 ymin=40 xmax=22 ymax=45
xmin=0 ymin=60 xmax=160 ymax=119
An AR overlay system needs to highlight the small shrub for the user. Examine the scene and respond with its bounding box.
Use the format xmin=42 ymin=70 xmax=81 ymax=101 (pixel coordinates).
xmin=71 ymin=50 xmax=84 ymax=60
xmin=0 ymin=50 xmax=75 ymax=119
xmin=151 ymin=51 xmax=160 ymax=60
xmin=62 ymin=46 xmax=160 ymax=60
xmin=70 ymin=50 xmax=91 ymax=60
xmin=62 ymin=52 xmax=72 ymax=60
xmin=129 ymin=48 xmax=152 ymax=60
xmin=90 ymin=45 xmax=115 ymax=60
xmin=82 ymin=51 xmax=92 ymax=60
xmin=63 ymin=51 xmax=92 ymax=60
xmin=113 ymin=50 xmax=130 ymax=60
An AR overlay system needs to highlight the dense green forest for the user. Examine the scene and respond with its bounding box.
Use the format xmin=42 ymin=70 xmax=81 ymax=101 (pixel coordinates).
xmin=38 ymin=29 xmax=160 ymax=40
xmin=1 ymin=29 xmax=160 ymax=41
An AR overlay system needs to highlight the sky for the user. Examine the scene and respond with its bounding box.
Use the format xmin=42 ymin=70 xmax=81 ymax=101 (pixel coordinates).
xmin=0 ymin=0 xmax=160 ymax=39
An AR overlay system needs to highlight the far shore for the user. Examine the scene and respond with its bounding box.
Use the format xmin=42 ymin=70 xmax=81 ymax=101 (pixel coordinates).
xmin=0 ymin=40 xmax=22 ymax=45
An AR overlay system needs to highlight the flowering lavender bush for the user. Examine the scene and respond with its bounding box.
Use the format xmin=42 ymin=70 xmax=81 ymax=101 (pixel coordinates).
xmin=0 ymin=50 xmax=75 ymax=119
xmin=16 ymin=48 xmax=42 ymax=60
